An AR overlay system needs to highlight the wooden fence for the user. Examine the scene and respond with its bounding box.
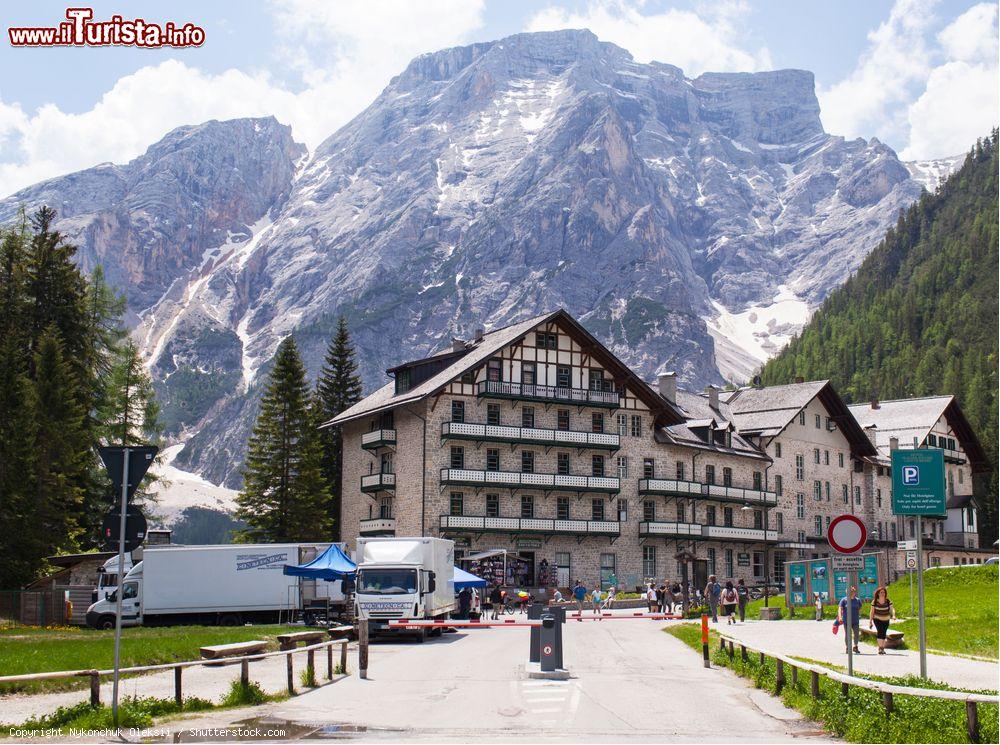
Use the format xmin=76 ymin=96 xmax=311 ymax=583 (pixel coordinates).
xmin=716 ymin=631 xmax=997 ymax=744
xmin=0 ymin=638 xmax=350 ymax=706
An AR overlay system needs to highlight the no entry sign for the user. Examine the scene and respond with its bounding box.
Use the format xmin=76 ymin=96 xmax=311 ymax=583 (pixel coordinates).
xmin=827 ymin=514 xmax=867 ymax=554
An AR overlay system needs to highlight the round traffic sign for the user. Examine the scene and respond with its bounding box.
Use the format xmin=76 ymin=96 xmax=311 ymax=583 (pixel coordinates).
xmin=906 ymin=557 xmax=917 ymax=569
xmin=101 ymin=505 xmax=148 ymax=553
xmin=827 ymin=514 xmax=867 ymax=554
xmin=543 ymin=645 xmax=553 ymax=655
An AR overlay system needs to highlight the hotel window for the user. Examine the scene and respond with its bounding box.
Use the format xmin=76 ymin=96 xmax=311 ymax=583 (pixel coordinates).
xmin=592 ymin=498 xmax=605 ymax=521
xmin=723 ymin=507 xmax=733 ymax=526
xmin=557 ymin=453 xmax=570 ymax=475
xmin=707 ymin=548 xmax=717 ymax=576
xmin=643 ymin=546 xmax=657 ymax=578
xmin=795 ymin=454 xmax=804 ymax=480
xmin=722 ymin=467 xmax=732 ymax=487
xmin=825 ymin=481 xmax=831 ymax=501
xmin=486 ymin=449 xmax=500 ymax=472
xmin=876 ymin=489 xmax=882 ymax=508
xmin=461 ymin=370 xmax=475 ymax=385
xmin=521 ymin=362 xmax=536 ymax=387
xmin=486 ymin=493 xmax=499 ymax=518
xmin=487 ymin=359 xmax=501 ymax=382
xmin=753 ymin=471 xmax=762 ymax=491
xmin=753 ymin=510 xmax=763 ymax=530
xmin=813 ymin=480 xmax=822 ymax=500
xmin=522 ymin=407 xmax=535 ymax=428
xmin=617 ymin=456 xmax=628 ymax=479
xmin=643 ymin=500 xmax=656 ymax=521
xmin=617 ymin=499 xmax=628 ymax=522
xmin=798 ymin=411 xmax=806 ymax=426
xmin=776 ymin=512 xmax=784 ymax=534
xmin=535 ymin=332 xmax=557 ymax=350
xmin=395 ymin=368 xmax=411 ymax=393
xmin=706 ymin=506 xmax=717 ymax=526
xmin=592 ymin=455 xmax=605 ymax=477
xmin=724 ymin=549 xmax=734 ymax=578
xmin=705 ymin=465 xmax=716 ymax=485
xmin=854 ymin=485 xmax=862 ymax=504
xmin=487 ymin=404 xmax=501 ymax=426
xmin=890 ymin=523 xmax=897 ymax=541
xmin=775 ymin=442 xmax=782 ymax=458
xmin=557 ymin=497 xmax=570 ymax=520
xmin=824 ymin=450 xmax=830 ymax=465
xmin=796 ymin=494 xmax=805 ymax=519
xmin=752 ymin=551 xmax=764 ymax=579
xmin=450 ymin=492 xmax=464 ymax=516
xmin=798 ymin=530 xmax=806 ymax=544
xmin=908 ymin=519 xmax=915 ymax=538
xmin=814 ymin=515 xmax=822 ymax=536
xmin=450 ymin=446 xmax=465 ymax=469
xmin=677 ymin=502 xmax=686 ymax=522
xmin=838 ymin=452 xmax=844 ymax=468
xmin=521 ymin=451 xmax=535 ymax=473
xmin=588 ymin=369 xmax=605 ymax=390
xmin=958 ymin=469 xmax=964 ymax=484
xmin=815 ymin=414 xmax=821 ymax=429
xmin=643 ymin=458 xmax=655 ymax=479
xmin=556 ymin=409 xmax=570 ymax=430
xmin=451 ymin=400 xmax=465 ymax=423
xmin=617 ymin=414 xmax=628 ymax=436
xmin=556 ymin=366 xmax=571 ymax=388
xmin=813 ymin=448 xmax=820 ymax=464
xmin=592 ymin=412 xmax=604 ymax=433
xmin=842 ymin=484 xmax=849 ymax=503
xmin=521 ymin=495 xmax=534 ymax=518
xmin=675 ymin=461 xmax=685 ymax=480
xmin=630 ymin=415 xmax=642 ymax=437
xmin=774 ymin=475 xmax=783 ymax=496
xmin=876 ymin=523 xmax=883 ymax=540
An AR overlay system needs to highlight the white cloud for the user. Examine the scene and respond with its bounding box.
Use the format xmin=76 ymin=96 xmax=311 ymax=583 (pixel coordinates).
xmin=0 ymin=0 xmax=485 ymax=196
xmin=525 ymin=0 xmax=771 ymax=76
xmin=820 ymin=0 xmax=999 ymax=160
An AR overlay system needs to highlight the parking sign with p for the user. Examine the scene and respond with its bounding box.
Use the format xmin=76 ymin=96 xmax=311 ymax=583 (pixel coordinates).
xmin=891 ymin=449 xmax=945 ymax=516
xmin=902 ymin=465 xmax=920 ymax=485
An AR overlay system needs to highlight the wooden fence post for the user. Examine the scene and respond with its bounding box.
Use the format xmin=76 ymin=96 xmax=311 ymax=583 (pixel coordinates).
xmin=719 ymin=636 xmax=726 ymax=652
xmin=327 ymin=643 xmax=333 ymax=679
xmin=759 ymin=651 xmax=766 ymax=666
xmin=240 ymin=658 xmax=249 ymax=687
xmin=89 ymin=672 xmax=100 ymax=708
xmin=307 ymin=650 xmax=316 ymax=687
xmin=966 ymin=701 xmax=979 ymax=744
xmin=286 ymin=652 xmax=294 ymax=695
xmin=775 ymin=659 xmax=785 ymax=693
xmin=841 ymin=681 xmax=850 ymax=698
xmin=340 ymin=640 xmax=348 ymax=674
xmin=740 ymin=644 xmax=747 ymax=662
xmin=882 ymin=691 xmax=894 ymax=714
xmin=359 ymin=622 xmax=369 ymax=680
xmin=790 ymin=665 xmax=798 ymax=687
xmin=810 ymin=670 xmax=820 ymax=699
xmin=174 ymin=667 xmax=182 ymax=707
xmin=727 ymin=641 xmax=734 ymax=660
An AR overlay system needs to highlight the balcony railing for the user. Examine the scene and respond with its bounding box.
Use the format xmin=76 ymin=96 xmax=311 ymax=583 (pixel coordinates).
xmin=639 ymin=521 xmax=776 ymax=543
xmin=637 ymin=478 xmax=777 ymax=506
xmin=359 ymin=517 xmax=396 ymax=535
xmin=898 ymin=441 xmax=966 ymax=464
xmin=441 ymin=421 xmax=620 ymax=450
xmin=476 ymin=380 xmax=622 ymax=408
xmin=361 ymin=429 xmax=396 ymax=450
xmin=440 ymin=468 xmax=620 ymax=493
xmin=440 ymin=515 xmax=620 ymax=535
xmin=360 ymin=472 xmax=396 ymax=493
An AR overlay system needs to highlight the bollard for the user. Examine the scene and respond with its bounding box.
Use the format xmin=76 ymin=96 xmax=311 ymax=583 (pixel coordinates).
xmin=701 ymin=614 xmax=710 ymax=669
xmin=528 ymin=603 xmax=543 ymax=663
xmin=539 ymin=614 xmax=558 ymax=672
xmin=173 ymin=667 xmax=182 ymax=707
xmin=240 ymin=658 xmax=249 ymax=687
xmin=359 ymin=621 xmax=369 ymax=680
xmin=546 ymin=605 xmax=566 ymax=670
xmin=286 ymin=652 xmax=294 ymax=695
xmin=90 ymin=672 xmax=101 ymax=708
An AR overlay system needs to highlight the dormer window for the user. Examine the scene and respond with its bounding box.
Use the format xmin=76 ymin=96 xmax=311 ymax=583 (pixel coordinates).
xmin=395 ymin=368 xmax=411 ymax=394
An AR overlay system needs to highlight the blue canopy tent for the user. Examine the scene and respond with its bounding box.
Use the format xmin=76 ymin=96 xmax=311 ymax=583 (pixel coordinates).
xmin=283 ymin=544 xmax=356 ymax=581
xmin=454 ymin=566 xmax=487 ymax=590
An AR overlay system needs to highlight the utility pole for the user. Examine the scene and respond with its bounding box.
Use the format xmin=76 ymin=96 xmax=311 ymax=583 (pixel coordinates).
xmin=111 ymin=448 xmax=129 ymax=727
xmin=916 ymin=514 xmax=927 ymax=679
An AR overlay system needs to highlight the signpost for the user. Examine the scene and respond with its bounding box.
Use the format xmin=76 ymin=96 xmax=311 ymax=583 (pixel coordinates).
xmin=827 ymin=514 xmax=867 ymax=677
xmin=891 ymin=448 xmax=945 ymax=680
xmin=897 ymin=541 xmax=918 ymax=614
xmin=97 ymin=445 xmax=157 ymax=727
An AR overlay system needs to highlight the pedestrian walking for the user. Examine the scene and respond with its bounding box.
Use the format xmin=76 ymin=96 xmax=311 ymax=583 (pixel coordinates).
xmin=736 ymin=578 xmax=749 ymax=623
xmin=836 ymin=586 xmax=862 ymax=654
xmin=868 ymin=586 xmax=896 ymax=655
xmin=704 ymin=575 xmax=722 ymax=623
xmin=591 ymin=585 xmax=603 ymax=616
xmin=572 ymin=580 xmax=586 ymax=618
xmin=814 ymin=592 xmax=824 ymax=621
xmin=657 ymin=584 xmax=668 ymax=615
xmin=671 ymin=582 xmax=682 ymax=613
xmin=489 ymin=584 xmax=502 ymax=620
xmin=646 ymin=583 xmax=658 ymax=613
xmin=721 ymin=581 xmax=739 ymax=625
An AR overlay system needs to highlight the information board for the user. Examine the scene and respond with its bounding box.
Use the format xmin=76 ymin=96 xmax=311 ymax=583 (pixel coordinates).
xmin=788 ymin=562 xmax=808 ymax=606
xmin=809 ymin=560 xmax=830 ymax=602
xmin=858 ymin=554 xmax=880 ymax=600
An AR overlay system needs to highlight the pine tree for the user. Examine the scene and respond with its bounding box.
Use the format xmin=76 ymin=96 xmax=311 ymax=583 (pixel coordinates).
xmin=237 ymin=337 xmax=332 ymax=542
xmin=315 ymin=317 xmax=363 ymax=538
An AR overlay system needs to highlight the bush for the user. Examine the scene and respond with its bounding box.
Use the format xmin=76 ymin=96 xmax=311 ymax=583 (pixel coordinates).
xmin=220 ymin=679 xmax=268 ymax=707
xmin=9 ymin=695 xmax=214 ymax=734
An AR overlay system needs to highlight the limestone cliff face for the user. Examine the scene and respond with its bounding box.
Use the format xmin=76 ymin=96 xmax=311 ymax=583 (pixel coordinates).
xmin=1 ymin=30 xmax=933 ymax=487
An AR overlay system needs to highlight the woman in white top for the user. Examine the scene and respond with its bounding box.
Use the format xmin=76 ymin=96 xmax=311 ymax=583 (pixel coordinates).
xmin=602 ymin=586 xmax=616 ymax=610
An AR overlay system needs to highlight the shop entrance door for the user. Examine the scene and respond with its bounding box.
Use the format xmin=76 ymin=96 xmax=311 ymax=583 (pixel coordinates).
xmin=518 ymin=552 xmax=536 ymax=586
xmin=692 ymin=559 xmax=708 ymax=591
xmin=555 ymin=552 xmax=570 ymax=587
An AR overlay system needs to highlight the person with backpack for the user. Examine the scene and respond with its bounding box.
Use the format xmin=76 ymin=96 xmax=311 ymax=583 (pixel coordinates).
xmin=489 ymin=585 xmax=503 ymax=620
xmin=736 ymin=578 xmax=749 ymax=623
xmin=721 ymin=581 xmax=739 ymax=625
xmin=704 ymin=575 xmax=722 ymax=623
xmin=836 ymin=586 xmax=862 ymax=654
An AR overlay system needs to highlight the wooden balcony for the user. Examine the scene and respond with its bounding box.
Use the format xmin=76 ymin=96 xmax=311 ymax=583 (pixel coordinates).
xmin=441 ymin=421 xmax=620 ymax=451
xmin=637 ymin=478 xmax=777 ymax=506
xmin=439 ymin=515 xmax=620 ymax=536
xmin=477 ymin=380 xmax=621 ymax=408
xmin=440 ymin=468 xmax=620 ymax=493
xmin=360 ymin=472 xmax=395 ymax=493
xmin=361 ymin=429 xmax=396 ymax=450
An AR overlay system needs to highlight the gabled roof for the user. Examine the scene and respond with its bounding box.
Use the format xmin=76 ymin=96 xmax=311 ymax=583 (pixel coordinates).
xmin=847 ymin=396 xmax=988 ymax=470
xmin=325 ymin=309 xmax=684 ymax=427
xmin=725 ymin=380 xmax=877 ymax=458
xmin=657 ymin=389 xmax=768 ymax=460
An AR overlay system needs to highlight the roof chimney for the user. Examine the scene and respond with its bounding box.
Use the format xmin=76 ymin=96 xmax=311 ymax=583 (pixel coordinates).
xmin=474 ymin=328 xmax=484 ymax=343
xmin=871 ymin=397 xmax=880 ymax=410
xmin=705 ymin=384 xmax=719 ymax=411
xmin=452 ymin=338 xmax=466 ymax=352
xmin=864 ymin=424 xmax=877 ymax=445
xmin=658 ymin=371 xmax=677 ymax=404
xmin=794 ymin=376 xmax=804 ymax=384
xmin=889 ymin=436 xmax=899 ymax=452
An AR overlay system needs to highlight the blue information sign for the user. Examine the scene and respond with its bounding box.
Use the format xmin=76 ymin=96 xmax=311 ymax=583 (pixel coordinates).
xmin=891 ymin=449 xmax=946 ymax=516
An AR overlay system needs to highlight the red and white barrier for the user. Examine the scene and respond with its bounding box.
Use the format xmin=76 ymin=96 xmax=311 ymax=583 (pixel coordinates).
xmin=386 ymin=619 xmax=542 ymax=628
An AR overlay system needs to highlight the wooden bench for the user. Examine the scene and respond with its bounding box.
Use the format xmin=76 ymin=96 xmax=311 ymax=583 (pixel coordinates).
xmin=199 ymin=640 xmax=268 ymax=660
xmin=859 ymin=626 xmax=905 ymax=648
xmin=326 ymin=625 xmax=355 ymax=640
xmin=276 ymin=630 xmax=327 ymax=651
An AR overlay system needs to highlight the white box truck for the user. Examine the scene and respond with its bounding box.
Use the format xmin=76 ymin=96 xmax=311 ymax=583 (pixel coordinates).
xmin=354 ymin=537 xmax=455 ymax=640
xmin=85 ymin=544 xmax=342 ymax=628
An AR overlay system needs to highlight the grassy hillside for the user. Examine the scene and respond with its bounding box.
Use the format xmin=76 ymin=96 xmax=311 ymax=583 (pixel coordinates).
xmin=762 ymin=131 xmax=999 ymax=544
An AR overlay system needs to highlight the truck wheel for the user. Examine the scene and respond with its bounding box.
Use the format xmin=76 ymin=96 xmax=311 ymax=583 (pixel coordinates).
xmin=415 ymin=628 xmax=427 ymax=643
xmin=218 ymin=613 xmax=242 ymax=627
xmin=98 ymin=615 xmax=116 ymax=630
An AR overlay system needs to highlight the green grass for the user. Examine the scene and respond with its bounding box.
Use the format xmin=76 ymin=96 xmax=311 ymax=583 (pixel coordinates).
xmin=666 ymin=625 xmax=999 ymax=743
xmin=0 ymin=624 xmax=302 ymax=695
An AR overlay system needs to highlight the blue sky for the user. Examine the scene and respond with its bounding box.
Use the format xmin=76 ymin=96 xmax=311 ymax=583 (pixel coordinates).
xmin=1 ymin=1 xmax=997 ymax=194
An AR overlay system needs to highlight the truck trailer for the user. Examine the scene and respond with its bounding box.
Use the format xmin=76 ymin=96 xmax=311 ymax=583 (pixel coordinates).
xmin=353 ymin=537 xmax=455 ymax=640
xmin=85 ymin=543 xmax=343 ymax=628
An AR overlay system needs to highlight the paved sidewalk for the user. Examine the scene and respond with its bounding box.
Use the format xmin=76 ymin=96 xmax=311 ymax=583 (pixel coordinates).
xmin=716 ymin=619 xmax=999 ymax=691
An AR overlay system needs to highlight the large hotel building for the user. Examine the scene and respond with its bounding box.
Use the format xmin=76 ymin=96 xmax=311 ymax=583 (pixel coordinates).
xmin=327 ymin=310 xmax=991 ymax=590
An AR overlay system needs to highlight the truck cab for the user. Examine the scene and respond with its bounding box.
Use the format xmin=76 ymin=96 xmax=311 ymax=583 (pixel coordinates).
xmin=92 ymin=554 xmax=134 ymax=604
xmin=86 ymin=562 xmax=143 ymax=629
